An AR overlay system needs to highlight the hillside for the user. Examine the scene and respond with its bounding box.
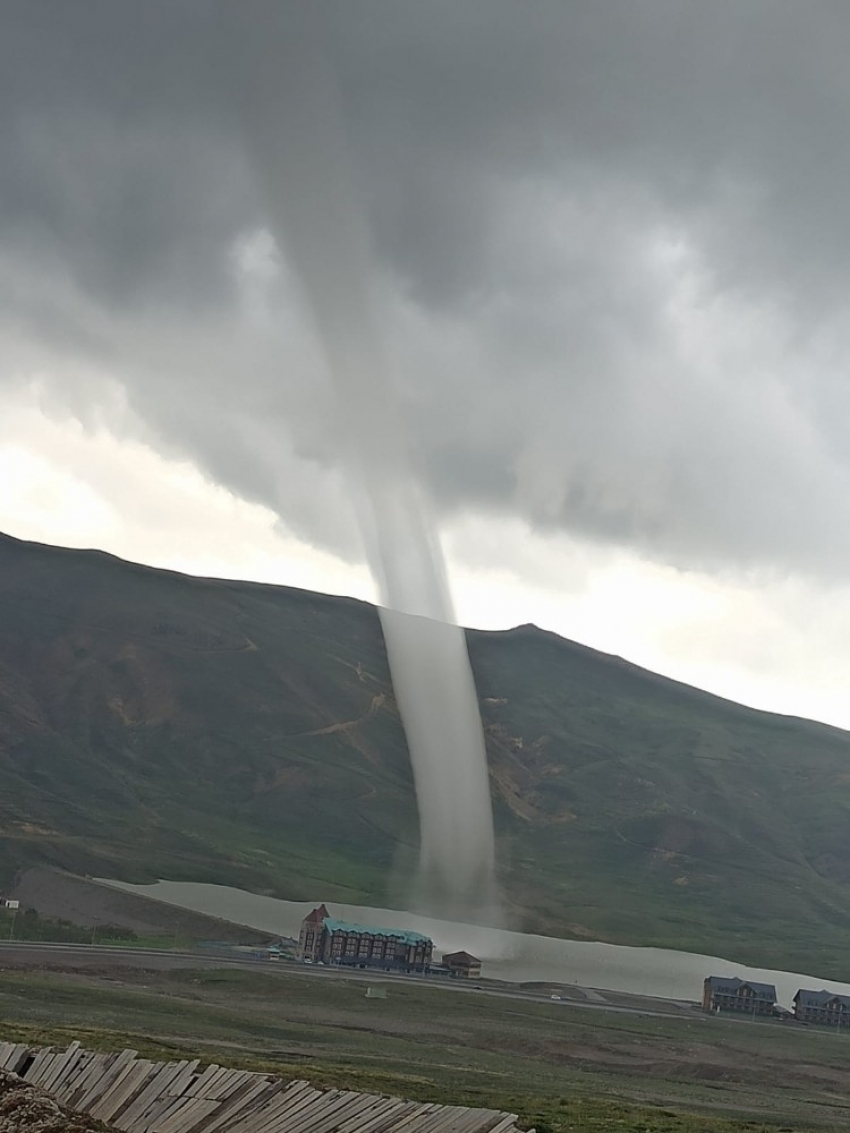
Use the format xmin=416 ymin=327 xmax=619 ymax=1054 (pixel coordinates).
xmin=2 ymin=531 xmax=850 ymax=976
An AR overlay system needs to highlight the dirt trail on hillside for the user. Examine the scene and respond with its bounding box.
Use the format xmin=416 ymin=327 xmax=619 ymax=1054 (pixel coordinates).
xmin=295 ymin=693 xmax=386 ymax=737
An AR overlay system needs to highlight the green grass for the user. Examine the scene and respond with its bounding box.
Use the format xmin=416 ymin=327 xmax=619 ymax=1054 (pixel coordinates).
xmin=0 ymin=907 xmax=209 ymax=952
xmin=0 ymin=907 xmax=138 ymax=946
xmin=0 ymin=964 xmax=847 ymax=1131
xmin=6 ymin=531 xmax=850 ymax=976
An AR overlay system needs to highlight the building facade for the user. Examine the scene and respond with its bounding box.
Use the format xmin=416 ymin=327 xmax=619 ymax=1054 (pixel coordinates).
xmin=441 ymin=950 xmax=482 ymax=978
xmin=702 ymin=976 xmax=777 ymax=1016
xmin=298 ymin=906 xmax=433 ymax=972
xmin=793 ymin=989 xmax=850 ymax=1027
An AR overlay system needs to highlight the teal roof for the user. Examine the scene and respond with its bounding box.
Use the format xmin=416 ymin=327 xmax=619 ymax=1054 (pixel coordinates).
xmin=322 ymin=917 xmax=431 ymax=946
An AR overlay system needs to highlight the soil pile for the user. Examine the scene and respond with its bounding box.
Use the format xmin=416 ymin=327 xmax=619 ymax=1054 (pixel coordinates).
xmin=0 ymin=1069 xmax=107 ymax=1132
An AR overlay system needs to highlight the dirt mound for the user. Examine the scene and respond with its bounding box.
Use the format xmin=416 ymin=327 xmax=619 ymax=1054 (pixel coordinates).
xmin=0 ymin=1070 xmax=107 ymax=1132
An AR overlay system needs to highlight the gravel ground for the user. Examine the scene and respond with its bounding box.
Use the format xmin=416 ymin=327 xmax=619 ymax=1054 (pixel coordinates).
xmin=0 ymin=1070 xmax=108 ymax=1132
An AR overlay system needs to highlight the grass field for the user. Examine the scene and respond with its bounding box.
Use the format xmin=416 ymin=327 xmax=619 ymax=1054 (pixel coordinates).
xmin=1 ymin=961 xmax=848 ymax=1132
xmin=8 ymin=534 xmax=850 ymax=976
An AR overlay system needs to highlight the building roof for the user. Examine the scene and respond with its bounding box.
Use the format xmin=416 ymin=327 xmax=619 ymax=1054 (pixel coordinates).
xmin=705 ymin=976 xmax=777 ymax=1000
xmin=303 ymin=904 xmax=329 ymax=925
xmin=322 ymin=917 xmax=432 ymax=946
xmin=442 ymin=950 xmax=481 ymax=964
xmin=794 ymin=988 xmax=850 ymax=1009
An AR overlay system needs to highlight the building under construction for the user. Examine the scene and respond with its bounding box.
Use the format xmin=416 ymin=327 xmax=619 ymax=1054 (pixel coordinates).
xmin=298 ymin=904 xmax=433 ymax=973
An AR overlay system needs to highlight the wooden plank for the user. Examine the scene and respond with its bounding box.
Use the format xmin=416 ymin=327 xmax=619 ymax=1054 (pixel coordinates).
xmin=242 ymin=1078 xmax=316 ymax=1122
xmin=0 ymin=1043 xmax=30 ymax=1074
xmin=90 ymin=1058 xmax=155 ymax=1122
xmin=50 ymin=1046 xmax=93 ymax=1100
xmin=212 ymin=1069 xmax=256 ymax=1103
xmin=335 ymin=1096 xmax=414 ymax=1133
xmin=188 ymin=1071 xmax=265 ymax=1130
xmin=159 ymin=1096 xmax=219 ymax=1133
xmin=232 ymin=1089 xmax=304 ymax=1133
xmin=23 ymin=1045 xmax=57 ymax=1085
xmin=206 ymin=1066 xmax=243 ymax=1101
xmin=236 ymin=1083 xmax=319 ymax=1133
xmin=65 ymin=1051 xmax=117 ymax=1109
xmin=183 ymin=1063 xmax=221 ymax=1098
xmin=4 ymin=1040 xmax=524 ymax=1133
xmin=481 ymin=1117 xmax=522 ymax=1133
xmin=410 ymin=1105 xmax=476 ymax=1133
xmin=414 ymin=1107 xmax=474 ymax=1133
xmin=84 ymin=1060 xmax=139 ymax=1118
xmin=75 ymin=1048 xmax=138 ymax=1112
xmin=40 ymin=1041 xmax=81 ymax=1093
xmin=62 ymin=1052 xmax=109 ymax=1108
xmin=147 ymin=1095 xmax=197 ymax=1133
xmin=475 ymin=1109 xmax=522 ymax=1133
xmin=297 ymin=1088 xmax=384 ymax=1133
xmin=198 ymin=1067 xmax=234 ymax=1102
xmin=142 ymin=1090 xmax=192 ymax=1132
xmin=114 ymin=1059 xmax=186 ymax=1130
xmin=100 ymin=1058 xmax=159 ymax=1123
xmin=435 ymin=1108 xmax=497 ymax=1133
xmin=194 ymin=1065 xmax=231 ymax=1099
xmin=193 ymin=1075 xmax=277 ymax=1133
xmin=38 ymin=1044 xmax=69 ymax=1091
xmin=163 ymin=1058 xmax=201 ymax=1097
xmin=329 ymin=1096 xmax=398 ymax=1133
xmin=277 ymin=1086 xmax=344 ymax=1126
xmin=440 ymin=1107 xmax=512 ymax=1133
xmin=374 ymin=1101 xmax=438 ymax=1133
xmin=209 ymin=1079 xmax=289 ymax=1133
xmin=301 ymin=1090 xmax=379 ymax=1132
xmin=278 ymin=1088 xmax=351 ymax=1133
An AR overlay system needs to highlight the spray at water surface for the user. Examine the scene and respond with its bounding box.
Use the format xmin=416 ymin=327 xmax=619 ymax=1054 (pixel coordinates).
xmin=235 ymin=8 xmax=499 ymax=921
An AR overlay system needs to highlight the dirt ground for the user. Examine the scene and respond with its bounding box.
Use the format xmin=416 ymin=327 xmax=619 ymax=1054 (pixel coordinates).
xmin=10 ymin=868 xmax=265 ymax=944
xmin=0 ymin=1070 xmax=107 ymax=1132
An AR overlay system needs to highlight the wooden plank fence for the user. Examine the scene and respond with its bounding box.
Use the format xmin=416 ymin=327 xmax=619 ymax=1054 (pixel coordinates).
xmin=0 ymin=1041 xmax=529 ymax=1132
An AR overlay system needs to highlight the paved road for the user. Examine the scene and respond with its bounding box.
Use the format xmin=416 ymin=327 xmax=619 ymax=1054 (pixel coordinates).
xmin=0 ymin=940 xmax=700 ymax=1021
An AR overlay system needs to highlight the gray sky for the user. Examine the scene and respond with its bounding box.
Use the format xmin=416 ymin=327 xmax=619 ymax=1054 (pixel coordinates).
xmin=3 ymin=2 xmax=850 ymax=727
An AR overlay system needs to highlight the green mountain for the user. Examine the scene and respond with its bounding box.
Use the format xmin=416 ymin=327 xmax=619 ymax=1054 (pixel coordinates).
xmin=2 ymin=530 xmax=850 ymax=976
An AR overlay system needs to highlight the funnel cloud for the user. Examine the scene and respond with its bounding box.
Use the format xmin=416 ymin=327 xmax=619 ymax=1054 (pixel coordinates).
xmin=235 ymin=8 xmax=498 ymax=919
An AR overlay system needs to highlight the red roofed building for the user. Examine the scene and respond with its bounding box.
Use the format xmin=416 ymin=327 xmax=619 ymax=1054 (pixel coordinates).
xmin=298 ymin=904 xmax=329 ymax=962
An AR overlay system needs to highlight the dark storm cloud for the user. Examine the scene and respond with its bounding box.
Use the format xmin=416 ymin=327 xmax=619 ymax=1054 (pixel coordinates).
xmin=3 ymin=1 xmax=850 ymax=576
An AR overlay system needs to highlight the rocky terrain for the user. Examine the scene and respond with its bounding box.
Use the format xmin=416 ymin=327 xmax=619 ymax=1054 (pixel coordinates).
xmin=0 ymin=1070 xmax=106 ymax=1132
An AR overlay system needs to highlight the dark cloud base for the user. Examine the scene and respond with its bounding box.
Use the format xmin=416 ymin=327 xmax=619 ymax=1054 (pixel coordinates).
xmin=3 ymin=2 xmax=850 ymax=579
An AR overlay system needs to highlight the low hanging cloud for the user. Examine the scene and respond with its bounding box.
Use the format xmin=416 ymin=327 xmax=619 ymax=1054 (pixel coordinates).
xmin=3 ymin=1 xmax=850 ymax=582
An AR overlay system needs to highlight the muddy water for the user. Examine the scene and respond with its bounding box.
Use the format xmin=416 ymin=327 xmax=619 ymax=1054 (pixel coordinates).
xmin=99 ymin=878 xmax=850 ymax=1008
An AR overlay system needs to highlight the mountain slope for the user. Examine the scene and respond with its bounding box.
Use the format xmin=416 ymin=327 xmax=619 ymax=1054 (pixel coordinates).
xmin=2 ymin=531 xmax=850 ymax=976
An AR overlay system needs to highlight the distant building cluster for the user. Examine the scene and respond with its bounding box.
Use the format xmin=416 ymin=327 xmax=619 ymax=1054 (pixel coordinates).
xmin=702 ymin=977 xmax=777 ymax=1017
xmin=703 ymin=976 xmax=850 ymax=1028
xmin=297 ymin=905 xmax=482 ymax=978
xmin=298 ymin=905 xmax=433 ymax=972
xmin=792 ymin=988 xmax=850 ymax=1027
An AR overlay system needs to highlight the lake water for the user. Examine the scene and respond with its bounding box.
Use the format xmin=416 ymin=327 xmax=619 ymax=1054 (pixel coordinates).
xmin=99 ymin=878 xmax=850 ymax=1009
